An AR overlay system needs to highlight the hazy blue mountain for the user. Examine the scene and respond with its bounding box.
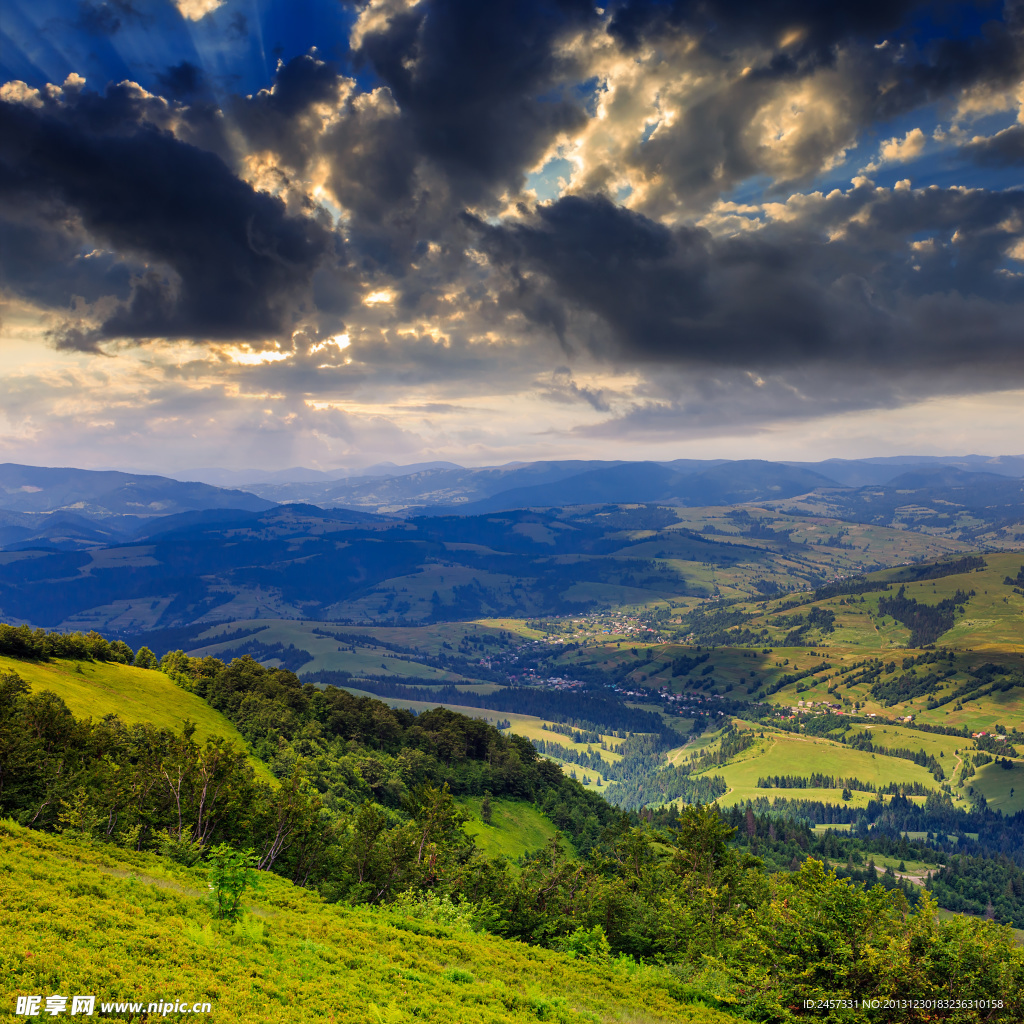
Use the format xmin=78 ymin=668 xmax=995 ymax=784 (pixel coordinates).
xmin=0 ymin=504 xmax=727 ymax=629
xmin=223 ymin=456 xmax=1024 ymax=513
xmin=0 ymin=464 xmax=275 ymax=517
xmin=419 ymin=460 xmax=839 ymax=515
xmin=803 ymin=468 xmax=1024 ymax=539
xmin=783 ymin=455 xmax=1024 ymax=487
xmin=2 ymin=465 xmax=1022 ymax=629
xmin=352 ymin=461 xmax=466 ymax=478
xmin=185 ymin=467 xmax=345 ymax=487
xmin=240 ymin=460 xmax=628 ymax=508
xmin=0 ymin=511 xmax=135 ymax=552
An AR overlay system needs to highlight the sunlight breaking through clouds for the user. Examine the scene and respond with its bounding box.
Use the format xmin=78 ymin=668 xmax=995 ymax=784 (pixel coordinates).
xmin=1 ymin=0 xmax=1023 ymax=470
xmin=173 ymin=0 xmax=226 ymax=21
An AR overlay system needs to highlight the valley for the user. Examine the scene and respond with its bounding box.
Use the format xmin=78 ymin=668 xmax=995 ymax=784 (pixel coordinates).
xmin=3 ymin=458 xmax=1024 ymax=1020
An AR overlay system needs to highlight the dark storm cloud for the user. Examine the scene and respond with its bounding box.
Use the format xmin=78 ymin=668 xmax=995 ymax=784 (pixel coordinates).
xmin=608 ymin=0 xmax=930 ymax=56
xmin=961 ymin=124 xmax=1024 ymax=164
xmin=157 ymin=61 xmax=208 ymax=100
xmin=0 ymin=90 xmax=337 ymax=348
xmin=353 ymin=0 xmax=598 ymax=202
xmin=607 ymin=0 xmax=1017 ymax=81
xmin=1 ymin=0 xmax=1023 ymax=389
xmin=230 ymin=53 xmax=343 ymax=164
xmin=472 ymin=188 xmax=1024 ymax=371
xmin=593 ymin=0 xmax=1024 ymax=209
xmin=77 ymin=0 xmax=148 ymax=36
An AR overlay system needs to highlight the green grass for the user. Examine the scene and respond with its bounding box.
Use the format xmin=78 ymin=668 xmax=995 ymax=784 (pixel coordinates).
xmin=973 ymin=759 xmax=1024 ymax=815
xmin=708 ymin=729 xmax=942 ymax=808
xmin=0 ymin=820 xmax=739 ymax=1023
xmin=0 ymin=654 xmax=276 ymax=786
xmin=458 ymin=797 xmax=571 ymax=861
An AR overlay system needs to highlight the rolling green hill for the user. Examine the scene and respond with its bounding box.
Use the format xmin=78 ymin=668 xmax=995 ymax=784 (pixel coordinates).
xmin=0 ymin=820 xmax=732 ymax=1024
xmin=0 ymin=653 xmax=276 ymax=784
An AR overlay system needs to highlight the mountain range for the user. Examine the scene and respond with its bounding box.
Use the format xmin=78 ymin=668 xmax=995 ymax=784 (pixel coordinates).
xmin=1 ymin=456 xmax=1023 ymax=555
xmin=216 ymin=454 xmax=1024 ymax=514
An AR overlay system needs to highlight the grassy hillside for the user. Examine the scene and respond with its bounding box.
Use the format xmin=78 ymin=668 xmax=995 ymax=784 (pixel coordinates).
xmin=459 ymin=797 xmax=571 ymax=861
xmin=0 ymin=820 xmax=736 ymax=1024
xmin=708 ymin=729 xmax=941 ymax=808
xmin=0 ymin=654 xmax=275 ymax=785
xmin=185 ymin=619 xmax=475 ymax=681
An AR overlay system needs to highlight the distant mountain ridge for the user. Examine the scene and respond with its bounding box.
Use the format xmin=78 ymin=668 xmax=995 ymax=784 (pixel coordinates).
xmin=0 ymin=464 xmax=275 ymax=516
xmin=0 ymin=464 xmax=277 ymax=551
xmin=418 ymin=460 xmax=839 ymax=515
xmin=2 ymin=456 xmax=1023 ymax=553
xmin=219 ymin=455 xmax=1024 ymax=513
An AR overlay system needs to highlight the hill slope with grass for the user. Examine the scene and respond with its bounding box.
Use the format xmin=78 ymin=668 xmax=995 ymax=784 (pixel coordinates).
xmin=0 ymin=820 xmax=733 ymax=1024
xmin=5 ymin=640 xmax=1024 ymax=1020
xmin=0 ymin=653 xmax=275 ymax=784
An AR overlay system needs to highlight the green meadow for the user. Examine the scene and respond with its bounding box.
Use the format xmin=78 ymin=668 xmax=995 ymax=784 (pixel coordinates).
xmin=0 ymin=820 xmax=735 ymax=1024
xmin=458 ymin=797 xmax=570 ymax=862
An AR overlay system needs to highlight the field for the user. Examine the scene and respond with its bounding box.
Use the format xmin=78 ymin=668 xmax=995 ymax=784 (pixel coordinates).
xmin=973 ymin=759 xmax=1024 ymax=815
xmin=688 ymin=728 xmax=942 ymax=809
xmin=0 ymin=820 xmax=736 ymax=1024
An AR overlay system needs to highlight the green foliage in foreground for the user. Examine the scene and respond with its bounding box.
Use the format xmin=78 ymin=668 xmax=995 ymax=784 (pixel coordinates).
xmin=4 ymin=649 xmax=1024 ymax=1021
xmin=4 ymin=816 xmax=1024 ymax=1023
xmin=206 ymin=843 xmax=261 ymax=921
xmin=0 ymin=820 xmax=736 ymax=1024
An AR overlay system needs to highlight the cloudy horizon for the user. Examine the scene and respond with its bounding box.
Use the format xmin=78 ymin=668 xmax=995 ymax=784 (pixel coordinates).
xmin=2 ymin=0 xmax=1024 ymax=475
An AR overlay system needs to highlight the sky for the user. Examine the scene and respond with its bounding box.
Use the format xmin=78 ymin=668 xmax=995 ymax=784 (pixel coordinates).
xmin=1 ymin=0 xmax=1024 ymax=475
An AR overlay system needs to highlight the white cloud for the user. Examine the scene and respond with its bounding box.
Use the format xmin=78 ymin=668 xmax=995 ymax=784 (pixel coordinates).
xmin=864 ymin=128 xmax=926 ymax=171
xmin=173 ymin=0 xmax=226 ymax=21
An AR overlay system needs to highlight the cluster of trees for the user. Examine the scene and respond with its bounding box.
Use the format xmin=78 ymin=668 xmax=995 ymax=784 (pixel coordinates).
xmin=976 ymin=732 xmax=1019 ymax=757
xmin=542 ymin=721 xmax=605 ymax=744
xmin=757 ymin=774 xmax=876 ymax=792
xmin=877 ymin=586 xmax=974 ymax=647
xmin=160 ymin=652 xmax=614 ymax=842
xmin=670 ymin=651 xmax=710 ymax=677
xmin=0 ymin=622 xmax=157 ymax=667
xmin=682 ymin=727 xmax=755 ymax=770
xmin=871 ymin=669 xmax=945 ymax=705
xmin=0 ymin=669 xmax=320 ymax=877
xmin=603 ymin=765 xmax=727 ymax=810
xmin=934 ymin=663 xmax=1024 ymax=711
xmin=531 ymin=738 xmax=608 ymax=779
xmin=782 ymin=606 xmax=837 ymax=646
xmin=931 ymin=855 xmax=1024 ymax=927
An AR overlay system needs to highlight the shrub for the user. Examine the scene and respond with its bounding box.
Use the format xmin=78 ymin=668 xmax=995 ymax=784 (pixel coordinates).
xmin=206 ymin=843 xmax=260 ymax=921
